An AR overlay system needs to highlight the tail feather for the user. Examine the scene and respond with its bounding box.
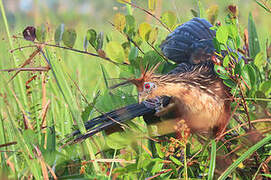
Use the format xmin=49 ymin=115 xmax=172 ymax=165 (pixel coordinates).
xmin=69 ymin=102 xmax=156 ymax=143
xmin=160 ymin=17 xmax=216 ymax=64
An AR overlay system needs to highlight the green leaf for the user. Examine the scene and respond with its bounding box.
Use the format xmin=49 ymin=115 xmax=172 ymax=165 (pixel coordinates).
xmin=155 ymin=143 xmax=165 ymax=158
xmin=169 ymin=155 xmax=183 ymax=166
xmin=62 ymin=28 xmax=77 ymax=48
xmin=138 ymin=22 xmax=152 ymax=41
xmin=254 ymin=52 xmax=265 ymax=70
xmin=114 ymin=13 xmax=126 ymax=32
xmin=216 ymin=25 xmax=229 ymax=44
xmin=125 ymin=15 xmax=135 ymax=36
xmin=46 ymin=126 xmax=56 ymax=153
xmin=86 ymin=29 xmax=97 ymax=49
xmin=106 ymin=132 xmax=130 ymax=149
xmin=248 ymin=12 xmax=260 ymax=58
xmin=255 ymin=91 xmax=267 ymax=108
xmin=151 ymin=159 xmax=164 ymax=173
xmin=235 ymin=58 xmax=245 ymax=75
xmin=160 ymin=11 xmax=177 ymax=30
xmin=260 ymin=80 xmax=271 ymax=96
xmin=242 ymin=64 xmax=257 ymax=88
xmin=145 ymin=27 xmax=158 ymax=44
xmin=148 ymin=0 xmax=157 ymax=11
xmin=36 ymin=24 xmax=47 ymax=42
xmin=54 ymin=24 xmax=65 ymax=45
xmin=97 ymin=32 xmax=104 ymax=49
xmin=223 ymin=55 xmax=230 ymax=67
xmin=223 ymin=79 xmax=236 ymax=88
xmin=218 ymin=135 xmax=271 ymax=180
xmin=197 ymin=0 xmax=207 ymax=18
xmin=262 ymin=174 xmax=271 ymax=178
xmin=105 ymin=41 xmax=126 ymax=63
xmin=208 ymin=140 xmax=216 ymax=180
xmin=81 ymin=92 xmax=100 ymax=122
xmin=23 ymin=129 xmax=38 ymax=146
xmin=117 ymin=0 xmax=131 ymax=4
xmin=214 ymin=65 xmax=229 ymax=80
xmin=206 ymin=5 xmax=218 ymax=25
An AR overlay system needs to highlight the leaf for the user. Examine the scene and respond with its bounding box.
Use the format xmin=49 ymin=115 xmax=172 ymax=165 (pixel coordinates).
xmin=214 ymin=65 xmax=229 ymax=80
xmin=262 ymin=174 xmax=271 ymax=178
xmin=169 ymin=156 xmax=183 ymax=166
xmin=198 ymin=0 xmax=207 ymax=18
xmin=125 ymin=15 xmax=136 ymax=36
xmin=223 ymin=79 xmax=236 ymax=88
xmin=138 ymin=22 xmax=152 ymax=41
xmin=160 ymin=11 xmax=177 ymax=30
xmin=190 ymin=9 xmax=199 ymax=17
xmin=54 ymin=23 xmax=65 ymax=45
xmin=148 ymin=0 xmax=157 ymax=11
xmin=260 ymin=80 xmax=271 ymax=96
xmin=105 ymin=41 xmax=126 ymax=63
xmin=254 ymin=52 xmax=265 ymax=70
xmin=46 ymin=126 xmax=56 ymax=153
xmin=248 ymin=12 xmax=260 ymax=58
xmin=23 ymin=26 xmax=36 ymax=41
xmin=36 ymin=24 xmax=47 ymax=42
xmin=242 ymin=64 xmax=257 ymax=88
xmin=206 ymin=5 xmax=218 ymax=25
xmin=223 ymin=55 xmax=230 ymax=67
xmin=216 ymin=25 xmax=229 ymax=44
xmin=114 ymin=13 xmax=126 ymax=32
xmin=106 ymin=132 xmax=131 ymax=149
xmin=97 ymin=32 xmax=104 ymax=49
xmin=83 ymin=36 xmax=88 ymax=51
xmin=255 ymin=91 xmax=267 ymax=108
xmin=62 ymin=28 xmax=77 ymax=48
xmin=218 ymin=135 xmax=271 ymax=180
xmin=86 ymin=29 xmax=97 ymax=49
xmin=117 ymin=0 xmax=131 ymax=4
xmin=145 ymin=27 xmax=158 ymax=44
xmin=208 ymin=140 xmax=216 ymax=180
xmin=81 ymin=92 xmax=100 ymax=122
xmin=155 ymin=143 xmax=165 ymax=158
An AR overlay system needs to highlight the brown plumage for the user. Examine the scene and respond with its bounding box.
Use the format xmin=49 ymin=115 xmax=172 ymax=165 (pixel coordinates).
xmin=129 ymin=63 xmax=231 ymax=138
xmin=68 ymin=17 xmax=232 ymax=143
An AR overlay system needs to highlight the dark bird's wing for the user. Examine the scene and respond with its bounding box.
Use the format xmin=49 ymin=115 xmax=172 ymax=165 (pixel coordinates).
xmin=66 ymin=96 xmax=171 ymax=144
xmin=160 ymin=17 xmax=216 ymax=65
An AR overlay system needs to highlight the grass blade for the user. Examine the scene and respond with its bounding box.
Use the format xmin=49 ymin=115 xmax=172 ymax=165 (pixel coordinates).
xmin=218 ymin=135 xmax=271 ymax=180
xmin=208 ymin=139 xmax=216 ymax=180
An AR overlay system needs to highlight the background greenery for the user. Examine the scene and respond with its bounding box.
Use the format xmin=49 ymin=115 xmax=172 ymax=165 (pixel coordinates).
xmin=0 ymin=0 xmax=270 ymax=179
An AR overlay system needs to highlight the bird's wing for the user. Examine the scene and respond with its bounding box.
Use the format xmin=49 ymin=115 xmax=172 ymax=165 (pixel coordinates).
xmin=66 ymin=96 xmax=171 ymax=144
xmin=160 ymin=17 xmax=216 ymax=64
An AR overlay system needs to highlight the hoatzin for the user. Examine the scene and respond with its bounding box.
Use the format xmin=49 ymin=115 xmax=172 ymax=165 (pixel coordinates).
xmin=69 ymin=17 xmax=231 ymax=144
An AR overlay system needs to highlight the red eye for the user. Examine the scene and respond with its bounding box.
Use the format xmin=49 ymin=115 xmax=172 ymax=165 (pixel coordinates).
xmin=144 ymin=83 xmax=150 ymax=89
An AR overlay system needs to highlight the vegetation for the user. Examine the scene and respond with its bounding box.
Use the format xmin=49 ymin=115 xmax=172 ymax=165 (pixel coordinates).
xmin=0 ymin=0 xmax=270 ymax=179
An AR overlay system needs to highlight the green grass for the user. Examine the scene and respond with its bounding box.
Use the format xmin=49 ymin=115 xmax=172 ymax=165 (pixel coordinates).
xmin=0 ymin=0 xmax=271 ymax=179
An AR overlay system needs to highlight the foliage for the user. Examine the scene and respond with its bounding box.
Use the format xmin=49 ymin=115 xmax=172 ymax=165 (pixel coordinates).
xmin=0 ymin=0 xmax=271 ymax=179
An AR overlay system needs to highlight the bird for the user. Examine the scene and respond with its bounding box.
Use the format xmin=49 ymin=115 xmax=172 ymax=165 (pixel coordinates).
xmin=67 ymin=17 xmax=232 ymax=144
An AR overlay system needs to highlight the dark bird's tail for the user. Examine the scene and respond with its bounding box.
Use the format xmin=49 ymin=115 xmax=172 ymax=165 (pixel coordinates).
xmin=65 ymin=97 xmax=172 ymax=144
xmin=160 ymin=17 xmax=216 ymax=64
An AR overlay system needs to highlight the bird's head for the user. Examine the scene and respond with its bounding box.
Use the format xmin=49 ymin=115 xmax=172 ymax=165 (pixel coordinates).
xmin=110 ymin=63 xmax=160 ymax=102
xmin=129 ymin=63 xmax=161 ymax=102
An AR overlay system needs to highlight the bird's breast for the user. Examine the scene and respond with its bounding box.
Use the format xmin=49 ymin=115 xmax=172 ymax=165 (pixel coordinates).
xmin=149 ymin=82 xmax=230 ymax=136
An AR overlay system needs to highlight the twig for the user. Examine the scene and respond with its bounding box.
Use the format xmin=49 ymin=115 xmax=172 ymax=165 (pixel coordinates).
xmin=0 ymin=66 xmax=50 ymax=72
xmin=145 ymin=169 xmax=172 ymax=180
xmin=108 ymin=21 xmax=145 ymax=54
xmin=35 ymin=42 xmax=122 ymax=66
xmin=146 ymin=41 xmax=169 ymax=63
xmin=121 ymin=1 xmax=172 ymax=32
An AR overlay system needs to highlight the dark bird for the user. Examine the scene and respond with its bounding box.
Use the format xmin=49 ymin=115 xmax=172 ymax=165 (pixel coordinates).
xmin=68 ymin=18 xmax=231 ymax=144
